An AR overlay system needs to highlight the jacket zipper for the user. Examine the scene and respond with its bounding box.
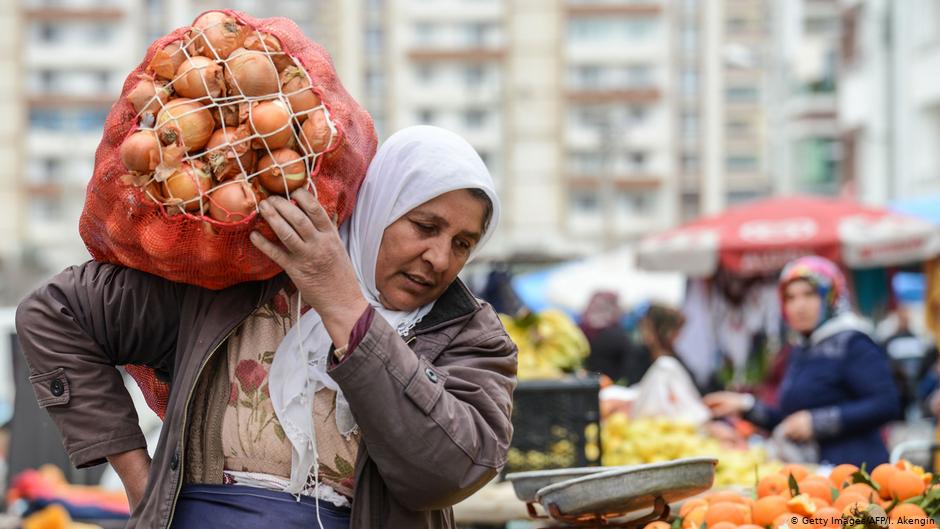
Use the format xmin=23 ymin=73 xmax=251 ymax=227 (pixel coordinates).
xmin=163 ymin=319 xmax=247 ymax=529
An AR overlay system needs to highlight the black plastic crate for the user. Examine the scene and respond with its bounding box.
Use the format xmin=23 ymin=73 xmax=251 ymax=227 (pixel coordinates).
xmin=505 ymin=376 xmax=602 ymax=474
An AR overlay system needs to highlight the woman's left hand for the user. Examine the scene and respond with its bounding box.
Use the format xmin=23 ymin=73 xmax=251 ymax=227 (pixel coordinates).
xmin=779 ymin=410 xmax=814 ymax=442
xmin=250 ymin=190 xmax=369 ymax=344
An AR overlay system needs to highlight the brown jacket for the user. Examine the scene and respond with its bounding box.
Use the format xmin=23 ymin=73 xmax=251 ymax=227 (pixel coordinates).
xmin=15 ymin=261 xmax=517 ymax=528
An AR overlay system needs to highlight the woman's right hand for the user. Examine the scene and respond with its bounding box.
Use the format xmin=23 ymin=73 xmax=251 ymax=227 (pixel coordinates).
xmin=703 ymin=391 xmax=753 ymax=418
xmin=107 ymin=448 xmax=151 ymax=510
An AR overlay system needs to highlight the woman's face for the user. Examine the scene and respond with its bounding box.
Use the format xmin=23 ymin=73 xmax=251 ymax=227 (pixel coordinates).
xmin=783 ymin=279 xmax=823 ymax=333
xmin=375 ymin=189 xmax=487 ymax=311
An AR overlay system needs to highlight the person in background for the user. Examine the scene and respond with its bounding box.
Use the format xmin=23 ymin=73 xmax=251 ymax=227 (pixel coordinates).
xmin=704 ymin=256 xmax=900 ymax=467
xmin=581 ymin=291 xmax=633 ymax=384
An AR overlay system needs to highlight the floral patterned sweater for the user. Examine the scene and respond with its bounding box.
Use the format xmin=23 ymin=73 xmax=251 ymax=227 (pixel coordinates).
xmin=219 ymin=284 xmax=359 ymax=498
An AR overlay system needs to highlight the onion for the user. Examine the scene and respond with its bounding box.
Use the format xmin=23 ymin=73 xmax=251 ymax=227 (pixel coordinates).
xmin=212 ymin=102 xmax=248 ymax=128
xmin=163 ymin=162 xmax=212 ymax=212
xmin=279 ymin=66 xmax=321 ymax=120
xmin=127 ymin=75 xmax=171 ymax=119
xmin=187 ymin=12 xmax=246 ymax=60
xmin=208 ymin=180 xmax=259 ymax=222
xmin=300 ymin=108 xmax=335 ymax=154
xmin=120 ymin=130 xmax=162 ymax=173
xmin=256 ymin=148 xmax=307 ymax=194
xmin=173 ymin=56 xmax=225 ymax=99
xmin=205 ymin=126 xmax=256 ymax=181
xmin=244 ymin=32 xmax=293 ymax=72
xmin=249 ymin=100 xmax=293 ymax=150
xmin=156 ymin=98 xmax=215 ymax=152
xmin=224 ymin=48 xmax=279 ymax=97
xmin=148 ymin=41 xmax=187 ymax=80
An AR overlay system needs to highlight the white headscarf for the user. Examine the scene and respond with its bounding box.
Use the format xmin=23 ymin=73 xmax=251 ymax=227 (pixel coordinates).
xmin=269 ymin=125 xmax=501 ymax=494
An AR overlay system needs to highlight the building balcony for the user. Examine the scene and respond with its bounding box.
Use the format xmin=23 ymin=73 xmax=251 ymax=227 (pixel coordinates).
xmin=407 ymin=47 xmax=506 ymax=62
xmin=566 ymin=87 xmax=661 ymax=104
xmin=23 ymin=5 xmax=124 ymax=21
xmin=566 ymin=2 xmax=663 ymax=17
xmin=567 ymin=174 xmax=663 ymax=189
xmin=26 ymin=45 xmax=137 ymax=69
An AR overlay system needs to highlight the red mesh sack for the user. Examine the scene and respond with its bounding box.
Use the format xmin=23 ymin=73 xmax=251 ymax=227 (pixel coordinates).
xmin=82 ymin=10 xmax=377 ymax=419
xmin=80 ymin=9 xmax=377 ymax=290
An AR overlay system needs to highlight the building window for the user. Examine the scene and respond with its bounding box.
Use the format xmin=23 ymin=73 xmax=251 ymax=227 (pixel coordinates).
xmin=88 ymin=23 xmax=113 ymax=44
xmin=465 ymin=22 xmax=488 ymax=47
xmin=570 ymin=189 xmax=599 ymax=213
xmin=417 ymin=109 xmax=436 ymax=123
xmin=464 ymin=108 xmax=486 ymax=128
xmin=414 ymin=23 xmax=434 ymax=45
xmin=366 ymin=28 xmax=383 ymax=52
xmin=626 ymin=65 xmax=652 ymax=88
xmin=682 ymin=112 xmax=699 ymax=138
xmin=569 ymin=151 xmax=604 ymax=173
xmin=464 ymin=64 xmax=484 ymax=86
xmin=30 ymin=197 xmax=63 ymax=222
xmin=416 ymin=64 xmax=435 ymax=82
xmin=726 ymin=119 xmax=750 ymax=136
xmin=627 ymin=106 xmax=646 ymax=124
xmin=681 ymin=70 xmax=699 ymax=98
xmin=366 ymin=69 xmax=384 ymax=95
xmin=576 ymin=105 xmax=606 ymax=128
xmin=681 ymin=153 xmax=700 ymax=172
xmin=629 ymin=151 xmax=647 ymax=170
xmin=726 ymin=85 xmax=759 ymax=102
xmin=37 ymin=23 xmax=63 ymax=43
xmin=616 ymin=190 xmax=654 ymax=216
xmin=726 ymin=155 xmax=759 ymax=172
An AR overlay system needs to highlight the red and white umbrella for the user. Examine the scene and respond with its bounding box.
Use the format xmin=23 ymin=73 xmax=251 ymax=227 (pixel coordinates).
xmin=637 ymin=196 xmax=940 ymax=277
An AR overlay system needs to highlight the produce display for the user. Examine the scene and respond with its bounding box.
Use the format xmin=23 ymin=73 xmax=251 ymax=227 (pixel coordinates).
xmin=499 ymin=309 xmax=590 ymax=380
xmin=80 ymin=10 xmax=377 ymax=289
xmin=601 ymin=413 xmax=779 ymax=488
xmin=644 ymin=460 xmax=939 ymax=529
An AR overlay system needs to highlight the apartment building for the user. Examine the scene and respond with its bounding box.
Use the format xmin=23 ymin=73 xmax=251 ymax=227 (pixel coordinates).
xmin=18 ymin=0 xmax=146 ymax=279
xmin=767 ymin=0 xmax=840 ymax=197
xmin=675 ymin=0 xmax=774 ymax=221
xmin=839 ymin=0 xmax=940 ymax=203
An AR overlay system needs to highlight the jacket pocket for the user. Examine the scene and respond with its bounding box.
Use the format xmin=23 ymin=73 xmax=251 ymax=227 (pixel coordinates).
xmin=404 ymin=357 xmax=446 ymax=415
xmin=29 ymin=367 xmax=70 ymax=408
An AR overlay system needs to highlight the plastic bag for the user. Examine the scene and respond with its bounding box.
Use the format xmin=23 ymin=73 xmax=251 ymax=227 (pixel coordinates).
xmin=631 ymin=356 xmax=712 ymax=426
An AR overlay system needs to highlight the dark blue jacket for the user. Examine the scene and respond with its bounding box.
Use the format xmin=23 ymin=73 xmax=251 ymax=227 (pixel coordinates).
xmin=745 ymin=314 xmax=900 ymax=467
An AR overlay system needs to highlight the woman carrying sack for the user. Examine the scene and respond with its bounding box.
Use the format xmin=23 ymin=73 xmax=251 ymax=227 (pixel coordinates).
xmin=16 ymin=126 xmax=517 ymax=529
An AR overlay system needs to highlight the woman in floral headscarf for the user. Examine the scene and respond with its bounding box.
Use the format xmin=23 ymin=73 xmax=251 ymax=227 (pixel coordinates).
xmin=704 ymin=256 xmax=900 ymax=466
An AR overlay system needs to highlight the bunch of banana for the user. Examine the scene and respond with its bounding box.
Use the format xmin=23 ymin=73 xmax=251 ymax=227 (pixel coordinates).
xmin=499 ymin=309 xmax=590 ymax=380
xmin=600 ymin=413 xmax=780 ymax=488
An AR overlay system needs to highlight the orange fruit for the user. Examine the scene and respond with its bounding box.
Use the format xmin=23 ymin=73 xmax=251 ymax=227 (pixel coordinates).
xmin=707 ymin=491 xmax=752 ymax=505
xmin=681 ymin=499 xmax=709 ymax=518
xmin=890 ymin=503 xmax=927 ymax=521
xmin=814 ymin=507 xmax=842 ymax=528
xmin=705 ymin=502 xmax=752 ymax=527
xmin=683 ymin=504 xmax=708 ymax=529
xmin=759 ymin=474 xmax=791 ymax=498
xmin=644 ymin=522 xmax=672 ymax=529
xmin=799 ymin=477 xmax=835 ymax=503
xmin=830 ymin=464 xmax=860 ymax=489
xmin=841 ymin=500 xmax=870 ymax=518
xmin=739 ymin=525 xmax=765 ymax=529
xmin=754 ymin=496 xmax=790 ymax=527
xmin=787 ymin=494 xmax=818 ymax=517
xmin=781 ymin=465 xmax=812 ymax=482
xmin=842 ymin=483 xmax=879 ymax=502
xmin=811 ymin=497 xmax=831 ymax=510
xmin=889 ymin=471 xmax=927 ymax=501
xmin=832 ymin=492 xmax=866 ymax=511
xmin=872 ymin=464 xmax=901 ymax=500
xmin=708 ymin=522 xmax=736 ymax=529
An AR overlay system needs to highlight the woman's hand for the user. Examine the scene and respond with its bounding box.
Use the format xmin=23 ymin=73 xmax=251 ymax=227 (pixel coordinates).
xmin=779 ymin=410 xmax=814 ymax=442
xmin=703 ymin=391 xmax=753 ymax=418
xmin=250 ymin=190 xmax=369 ymax=347
xmin=107 ymin=448 xmax=151 ymax=510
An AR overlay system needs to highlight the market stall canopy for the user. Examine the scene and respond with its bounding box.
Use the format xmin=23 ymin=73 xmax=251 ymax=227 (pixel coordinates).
xmin=512 ymin=246 xmax=684 ymax=314
xmin=638 ymin=196 xmax=940 ymax=277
